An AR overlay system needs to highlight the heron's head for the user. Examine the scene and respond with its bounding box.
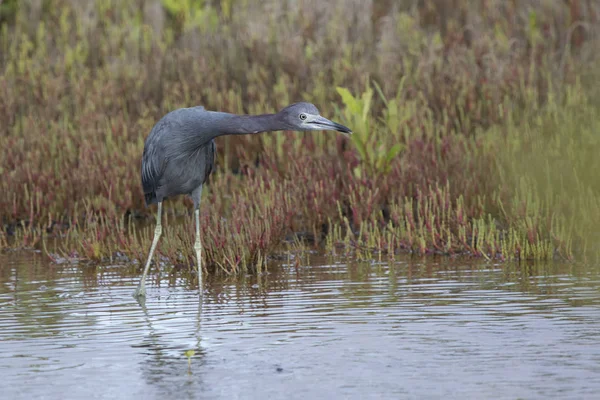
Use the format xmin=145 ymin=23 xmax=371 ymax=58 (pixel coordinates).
xmin=278 ymin=102 xmax=352 ymax=135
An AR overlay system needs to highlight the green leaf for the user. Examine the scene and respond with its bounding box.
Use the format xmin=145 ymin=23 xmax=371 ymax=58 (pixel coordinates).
xmin=336 ymin=87 xmax=360 ymax=115
xmin=385 ymin=143 xmax=404 ymax=164
xmin=372 ymin=80 xmax=388 ymax=107
xmin=184 ymin=350 xmax=196 ymax=358
xmin=361 ymin=86 xmax=373 ymax=122
xmin=352 ymin=136 xmax=368 ymax=161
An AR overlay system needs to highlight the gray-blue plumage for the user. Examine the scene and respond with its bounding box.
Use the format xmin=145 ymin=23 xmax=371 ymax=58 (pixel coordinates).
xmin=134 ymin=102 xmax=351 ymax=300
xmin=141 ymin=102 xmax=351 ymax=208
xmin=142 ymin=106 xmax=216 ymax=208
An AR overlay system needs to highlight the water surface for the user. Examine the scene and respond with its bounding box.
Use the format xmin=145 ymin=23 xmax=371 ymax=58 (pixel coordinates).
xmin=1 ymin=252 xmax=599 ymax=399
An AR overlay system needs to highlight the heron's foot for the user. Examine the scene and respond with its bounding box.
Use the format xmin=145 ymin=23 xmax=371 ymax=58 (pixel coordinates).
xmin=133 ymin=284 xmax=146 ymax=299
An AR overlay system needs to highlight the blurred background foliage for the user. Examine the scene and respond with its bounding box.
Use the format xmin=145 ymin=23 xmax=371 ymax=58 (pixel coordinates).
xmin=0 ymin=0 xmax=599 ymax=270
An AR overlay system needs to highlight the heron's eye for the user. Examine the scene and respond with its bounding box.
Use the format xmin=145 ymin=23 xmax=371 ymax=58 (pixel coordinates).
xmin=299 ymin=113 xmax=307 ymax=121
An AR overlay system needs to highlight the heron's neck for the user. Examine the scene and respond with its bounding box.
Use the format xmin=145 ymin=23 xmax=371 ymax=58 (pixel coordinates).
xmin=217 ymin=113 xmax=285 ymax=136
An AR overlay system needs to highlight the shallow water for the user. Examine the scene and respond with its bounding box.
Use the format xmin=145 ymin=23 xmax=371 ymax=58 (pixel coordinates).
xmin=1 ymin=252 xmax=600 ymax=399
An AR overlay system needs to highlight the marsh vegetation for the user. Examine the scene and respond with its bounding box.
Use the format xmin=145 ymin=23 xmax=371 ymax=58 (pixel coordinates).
xmin=1 ymin=0 xmax=599 ymax=273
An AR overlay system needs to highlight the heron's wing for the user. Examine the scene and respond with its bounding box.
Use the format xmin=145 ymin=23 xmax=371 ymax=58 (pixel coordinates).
xmin=204 ymin=140 xmax=216 ymax=182
xmin=141 ymin=142 xmax=162 ymax=195
xmin=141 ymin=120 xmax=169 ymax=200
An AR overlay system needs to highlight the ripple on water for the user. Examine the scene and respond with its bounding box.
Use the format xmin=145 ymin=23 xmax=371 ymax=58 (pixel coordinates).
xmin=0 ymin=255 xmax=600 ymax=399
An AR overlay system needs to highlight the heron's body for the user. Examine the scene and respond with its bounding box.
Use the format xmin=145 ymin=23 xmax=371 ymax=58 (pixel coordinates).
xmin=134 ymin=102 xmax=351 ymax=300
xmin=142 ymin=107 xmax=216 ymax=207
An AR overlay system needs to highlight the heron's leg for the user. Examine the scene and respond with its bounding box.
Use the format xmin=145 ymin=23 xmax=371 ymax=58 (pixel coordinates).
xmin=134 ymin=201 xmax=162 ymax=298
xmin=194 ymin=207 xmax=203 ymax=291
xmin=191 ymin=185 xmax=203 ymax=292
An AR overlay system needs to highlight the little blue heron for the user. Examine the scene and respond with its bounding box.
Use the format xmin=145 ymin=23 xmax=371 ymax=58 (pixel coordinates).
xmin=135 ymin=102 xmax=351 ymax=298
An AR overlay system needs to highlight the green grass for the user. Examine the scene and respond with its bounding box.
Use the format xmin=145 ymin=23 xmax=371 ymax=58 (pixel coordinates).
xmin=1 ymin=0 xmax=599 ymax=272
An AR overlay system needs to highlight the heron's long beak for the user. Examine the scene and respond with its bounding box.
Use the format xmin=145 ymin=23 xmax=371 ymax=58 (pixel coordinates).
xmin=310 ymin=115 xmax=352 ymax=135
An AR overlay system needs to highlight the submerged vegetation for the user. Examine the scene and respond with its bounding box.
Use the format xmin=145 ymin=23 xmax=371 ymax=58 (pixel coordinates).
xmin=1 ymin=0 xmax=599 ymax=273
